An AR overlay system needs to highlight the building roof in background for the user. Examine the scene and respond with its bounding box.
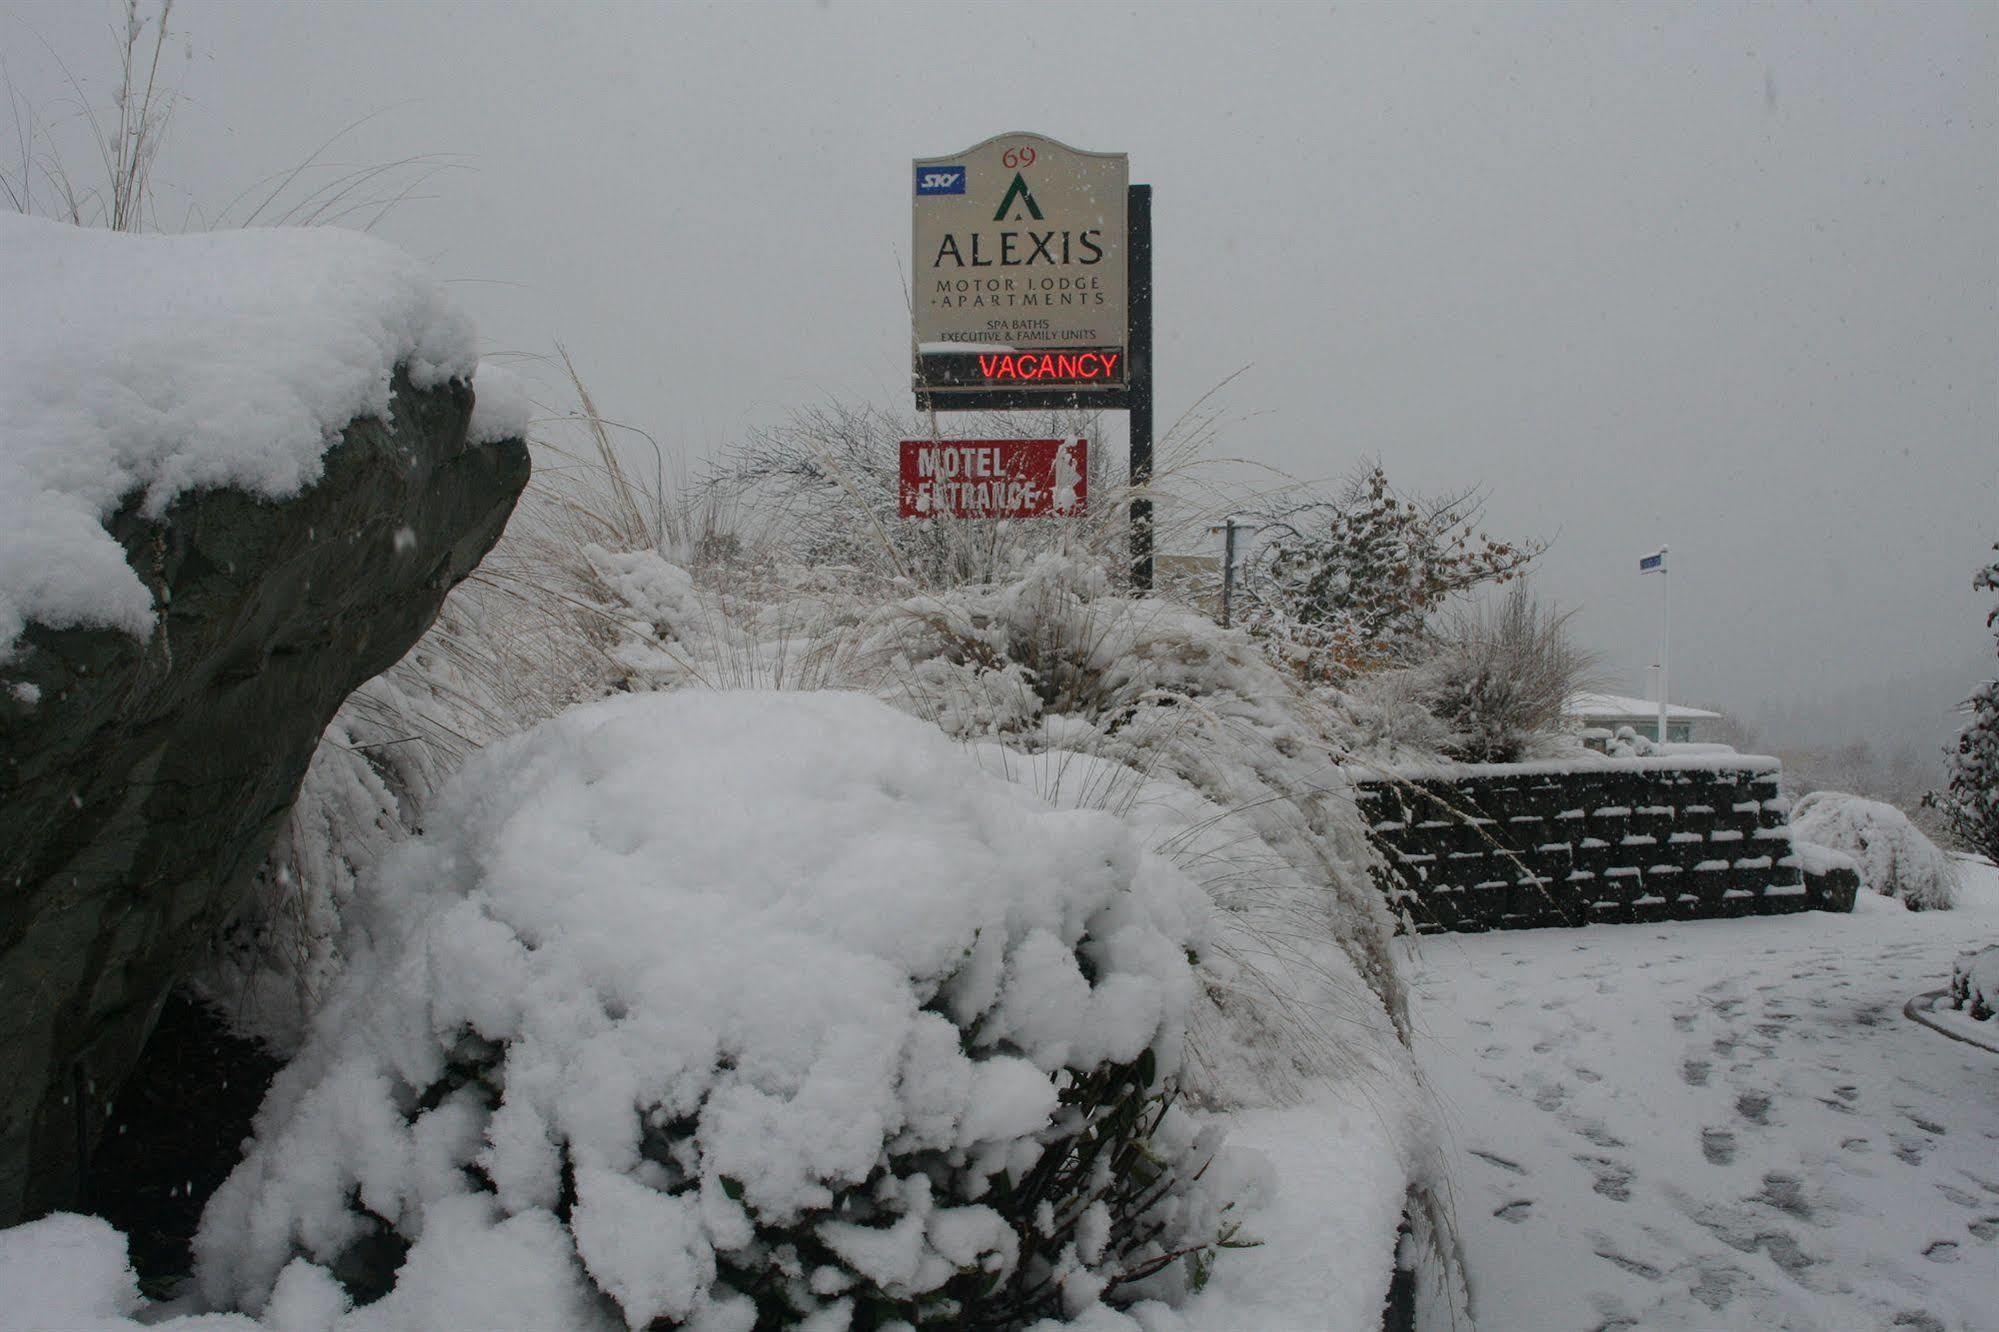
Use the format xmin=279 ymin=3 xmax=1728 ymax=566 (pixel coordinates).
xmin=1565 ymin=692 xmax=1722 ymax=722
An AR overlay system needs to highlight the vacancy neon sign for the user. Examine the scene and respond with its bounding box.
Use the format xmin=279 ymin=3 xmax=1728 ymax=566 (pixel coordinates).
xmin=976 ymin=350 xmax=1120 ymax=384
xmin=915 ymin=347 xmax=1126 ymax=391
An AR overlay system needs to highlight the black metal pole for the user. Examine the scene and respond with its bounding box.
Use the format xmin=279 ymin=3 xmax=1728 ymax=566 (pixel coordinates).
xmin=1127 ymin=183 xmax=1153 ymax=591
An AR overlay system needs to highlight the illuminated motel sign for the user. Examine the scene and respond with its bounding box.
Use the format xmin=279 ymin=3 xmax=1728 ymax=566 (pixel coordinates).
xmin=913 ymin=134 xmax=1131 ymax=402
xmin=910 ymin=133 xmax=1156 ymax=583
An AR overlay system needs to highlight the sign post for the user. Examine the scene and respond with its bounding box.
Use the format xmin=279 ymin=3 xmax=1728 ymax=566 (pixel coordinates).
xmin=1640 ymin=546 xmax=1670 ymax=743
xmin=910 ymin=133 xmax=1154 ymax=586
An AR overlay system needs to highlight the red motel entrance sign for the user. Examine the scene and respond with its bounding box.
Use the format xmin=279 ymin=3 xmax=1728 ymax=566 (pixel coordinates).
xmin=898 ymin=439 xmax=1087 ymax=519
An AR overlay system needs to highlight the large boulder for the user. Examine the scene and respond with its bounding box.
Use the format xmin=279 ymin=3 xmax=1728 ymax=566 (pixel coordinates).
xmin=0 ymin=372 xmax=527 ymax=1225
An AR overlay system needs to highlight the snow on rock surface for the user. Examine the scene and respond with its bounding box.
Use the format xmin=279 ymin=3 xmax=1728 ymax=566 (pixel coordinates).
xmin=1792 ymin=789 xmax=1960 ymax=910
xmin=193 ymin=689 xmax=1253 ymax=1327
xmin=0 ymin=214 xmax=527 ymax=659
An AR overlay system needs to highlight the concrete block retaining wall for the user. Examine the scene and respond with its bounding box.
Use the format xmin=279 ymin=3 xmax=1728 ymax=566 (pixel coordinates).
xmin=1354 ymin=755 xmax=1849 ymax=933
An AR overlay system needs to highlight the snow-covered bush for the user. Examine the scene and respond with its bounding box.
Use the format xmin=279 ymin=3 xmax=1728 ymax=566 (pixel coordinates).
xmin=1792 ymin=790 xmax=1961 ymax=911
xmin=195 ymin=691 xmax=1261 ymax=1329
xmin=1950 ymin=946 xmax=1999 ymax=1021
xmin=1233 ymin=463 xmax=1543 ymax=681
xmin=840 ymin=554 xmax=1409 ymax=1062
xmin=1358 ymin=584 xmax=1598 ymax=764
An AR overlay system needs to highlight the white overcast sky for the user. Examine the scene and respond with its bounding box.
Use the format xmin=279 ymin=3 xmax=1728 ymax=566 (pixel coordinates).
xmin=5 ymin=0 xmax=1994 ymax=758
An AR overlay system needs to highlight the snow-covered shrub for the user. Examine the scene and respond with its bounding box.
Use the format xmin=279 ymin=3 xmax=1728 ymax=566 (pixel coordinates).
xmin=195 ymin=691 xmax=1261 ymax=1329
xmin=1363 ymin=584 xmax=1598 ymax=764
xmin=1792 ymin=790 xmax=1961 ymax=911
xmin=1950 ymin=945 xmax=1999 ymax=1021
xmin=841 ymin=554 xmax=1409 ymax=1061
xmin=1338 ymin=668 xmax=1465 ymax=761
xmin=1233 ymin=463 xmax=1543 ymax=680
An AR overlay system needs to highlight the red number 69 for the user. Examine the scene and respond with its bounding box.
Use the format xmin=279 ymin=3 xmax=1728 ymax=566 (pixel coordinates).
xmin=1002 ymin=146 xmax=1037 ymax=169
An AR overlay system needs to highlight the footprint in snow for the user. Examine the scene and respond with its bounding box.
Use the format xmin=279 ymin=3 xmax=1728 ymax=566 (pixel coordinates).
xmin=1963 ymin=1169 xmax=1999 ymax=1196
xmin=1757 ymin=1231 xmax=1818 ymax=1279
xmin=1573 ymin=1118 xmax=1626 ymax=1150
xmin=1687 ymin=1262 xmax=1742 ymax=1312
xmin=1470 ymin=1148 xmax=1526 ymax=1174
xmin=1752 ymin=1172 xmax=1814 ymax=1222
xmin=1905 ymin=1113 xmax=1946 ymax=1135
xmin=1575 ymin=1155 xmax=1635 ymax=1201
xmin=1968 ymin=1217 xmax=1999 ymax=1242
xmin=1492 ymin=1199 xmax=1533 ymax=1223
xmin=1892 ymin=1136 xmax=1930 ymax=1167
xmin=1702 ymin=1128 xmax=1737 ymax=1166
xmin=1591 ymin=1245 xmax=1663 ymax=1281
xmin=1935 ymin=1182 xmax=1980 ymax=1209
xmin=1921 ymin=1240 xmax=1959 ymax=1263
xmin=1681 ymin=1058 xmax=1711 ymax=1086
xmin=1735 ymin=1092 xmax=1773 ymax=1125
xmin=1681 ymin=1200 xmax=1819 ymax=1281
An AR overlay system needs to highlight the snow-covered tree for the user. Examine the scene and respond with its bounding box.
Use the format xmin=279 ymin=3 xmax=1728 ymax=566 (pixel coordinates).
xmin=1934 ymin=544 xmax=1999 ymax=863
xmin=1236 ymin=464 xmax=1543 ymax=681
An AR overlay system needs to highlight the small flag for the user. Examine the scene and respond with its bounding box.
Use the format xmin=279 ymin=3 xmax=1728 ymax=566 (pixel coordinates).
xmin=1639 ymin=550 xmax=1666 ymax=575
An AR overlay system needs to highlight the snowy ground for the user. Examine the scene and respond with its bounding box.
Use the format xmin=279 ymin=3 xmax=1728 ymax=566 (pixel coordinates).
xmin=1407 ymin=856 xmax=1999 ymax=1331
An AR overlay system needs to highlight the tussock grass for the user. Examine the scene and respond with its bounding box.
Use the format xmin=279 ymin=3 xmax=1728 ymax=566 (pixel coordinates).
xmin=4 ymin=0 xmax=461 ymax=234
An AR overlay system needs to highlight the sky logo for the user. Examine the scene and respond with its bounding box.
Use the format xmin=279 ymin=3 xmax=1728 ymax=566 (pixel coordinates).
xmin=916 ymin=165 xmax=966 ymax=196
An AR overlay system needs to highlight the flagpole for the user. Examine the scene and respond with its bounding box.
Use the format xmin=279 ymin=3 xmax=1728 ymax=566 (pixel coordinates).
xmin=1657 ymin=545 xmax=1670 ymax=746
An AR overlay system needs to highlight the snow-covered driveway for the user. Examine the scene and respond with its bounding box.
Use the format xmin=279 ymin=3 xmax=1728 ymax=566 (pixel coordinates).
xmin=1407 ymin=858 xmax=1999 ymax=1331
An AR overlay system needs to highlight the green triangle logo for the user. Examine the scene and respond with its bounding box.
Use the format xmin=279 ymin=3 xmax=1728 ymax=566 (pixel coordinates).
xmin=993 ymin=172 xmax=1044 ymax=222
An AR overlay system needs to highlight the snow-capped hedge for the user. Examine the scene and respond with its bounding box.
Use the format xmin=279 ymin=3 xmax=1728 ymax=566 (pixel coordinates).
xmin=1792 ymin=790 xmax=1960 ymax=911
xmin=1951 ymin=945 xmax=1999 ymax=1022
xmin=193 ymin=690 xmax=1258 ymax=1328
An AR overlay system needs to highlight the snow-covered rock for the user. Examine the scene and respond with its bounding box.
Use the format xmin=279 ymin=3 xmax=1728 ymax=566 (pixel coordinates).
xmin=0 ymin=214 xmax=527 ymax=659
xmin=195 ymin=690 xmax=1255 ymax=1328
xmin=1792 ymin=791 xmax=1960 ymax=911
xmin=0 ymin=216 xmax=530 ymax=1226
